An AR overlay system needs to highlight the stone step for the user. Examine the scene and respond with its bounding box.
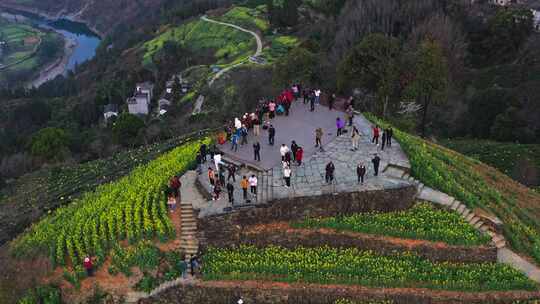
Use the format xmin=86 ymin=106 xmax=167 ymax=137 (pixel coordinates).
xmin=492 ymin=234 xmax=505 ymax=244
xmin=486 ymin=230 xmax=496 ymax=238
xmin=495 ymin=239 xmax=506 ymax=249
xmin=465 ymin=213 xmax=475 ymax=222
xmin=456 ymin=204 xmax=466 ymax=214
xmin=461 ymin=208 xmax=470 ymax=218
xmin=469 ymin=216 xmax=481 ymax=226
xmin=180 ymin=217 xmax=196 ymax=222
xmin=450 ymin=200 xmax=460 ymax=210
xmin=479 ymin=225 xmax=490 ymax=233
xmin=182 ymin=226 xmax=197 ymax=232
xmin=473 ymin=221 xmax=484 ymax=229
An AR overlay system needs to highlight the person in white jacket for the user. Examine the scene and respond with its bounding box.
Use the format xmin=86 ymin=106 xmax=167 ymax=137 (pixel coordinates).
xmin=283 ymin=165 xmax=292 ymax=188
xmin=280 ymin=144 xmax=290 ymax=161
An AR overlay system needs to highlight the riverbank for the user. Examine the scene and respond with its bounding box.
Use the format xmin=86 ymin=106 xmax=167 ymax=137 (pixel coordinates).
xmin=0 ymin=3 xmax=105 ymax=38
xmin=28 ymin=34 xmax=77 ymax=88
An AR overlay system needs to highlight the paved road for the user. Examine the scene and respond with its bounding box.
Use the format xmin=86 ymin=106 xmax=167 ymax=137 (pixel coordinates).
xmin=193 ymin=15 xmax=264 ymax=114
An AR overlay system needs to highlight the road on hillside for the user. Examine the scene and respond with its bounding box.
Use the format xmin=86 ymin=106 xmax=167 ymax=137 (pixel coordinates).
xmin=193 ymin=15 xmax=264 ymax=114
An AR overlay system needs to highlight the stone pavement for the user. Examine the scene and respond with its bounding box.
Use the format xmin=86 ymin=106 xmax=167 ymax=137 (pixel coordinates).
xmin=194 ymin=108 xmax=413 ymax=215
xmin=220 ymin=101 xmax=340 ymax=170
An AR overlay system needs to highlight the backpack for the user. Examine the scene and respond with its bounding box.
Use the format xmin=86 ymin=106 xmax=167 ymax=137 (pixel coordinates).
xmin=276 ymin=105 xmax=285 ymax=114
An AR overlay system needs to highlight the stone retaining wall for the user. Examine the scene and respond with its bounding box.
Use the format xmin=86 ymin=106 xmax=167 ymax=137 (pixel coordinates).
xmin=197 ymin=186 xmax=417 ymax=248
xmin=139 ymin=280 xmax=540 ymax=304
xmin=236 ymin=227 xmax=497 ymax=263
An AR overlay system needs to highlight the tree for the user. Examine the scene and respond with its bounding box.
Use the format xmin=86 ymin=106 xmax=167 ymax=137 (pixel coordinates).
xmin=29 ymin=127 xmax=71 ymax=162
xmin=171 ymin=75 xmax=181 ymax=103
xmin=267 ymin=0 xmax=302 ymax=28
xmin=112 ymin=113 xmax=145 ymax=147
xmin=404 ymin=39 xmax=448 ymax=137
xmin=273 ymin=47 xmax=318 ymax=88
xmin=338 ymin=33 xmax=400 ymax=117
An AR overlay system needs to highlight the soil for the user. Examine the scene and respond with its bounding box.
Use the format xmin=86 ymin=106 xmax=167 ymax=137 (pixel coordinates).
xmin=0 ymin=209 xmax=184 ymax=303
xmin=244 ymin=221 xmax=453 ymax=249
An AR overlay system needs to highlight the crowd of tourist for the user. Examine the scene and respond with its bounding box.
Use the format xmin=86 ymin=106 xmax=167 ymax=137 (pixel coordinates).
xmin=189 ymin=83 xmax=396 ymax=205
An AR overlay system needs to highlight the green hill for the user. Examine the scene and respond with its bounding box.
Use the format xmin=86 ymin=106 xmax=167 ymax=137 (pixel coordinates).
xmin=367 ymin=113 xmax=540 ymax=265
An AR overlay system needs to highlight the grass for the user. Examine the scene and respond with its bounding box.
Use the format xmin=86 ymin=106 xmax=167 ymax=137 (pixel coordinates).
xmin=215 ymin=6 xmax=270 ymax=32
xmin=292 ymin=203 xmax=491 ymax=246
xmin=203 ymin=245 xmax=537 ymax=291
xmin=260 ymin=35 xmax=300 ymax=63
xmin=440 ymin=139 xmax=540 ymax=186
xmin=142 ymin=19 xmax=255 ymax=69
xmin=366 ymin=113 xmax=540 ymax=265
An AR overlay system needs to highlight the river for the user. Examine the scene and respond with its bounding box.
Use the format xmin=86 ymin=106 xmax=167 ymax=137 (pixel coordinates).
xmin=0 ymin=8 xmax=101 ymax=87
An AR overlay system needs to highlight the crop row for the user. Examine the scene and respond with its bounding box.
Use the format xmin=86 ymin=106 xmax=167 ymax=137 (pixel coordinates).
xmin=203 ymin=245 xmax=536 ymax=291
xmin=365 ymin=113 xmax=540 ymax=264
xmin=12 ymin=138 xmax=210 ymax=266
xmin=293 ymin=203 xmax=491 ymax=246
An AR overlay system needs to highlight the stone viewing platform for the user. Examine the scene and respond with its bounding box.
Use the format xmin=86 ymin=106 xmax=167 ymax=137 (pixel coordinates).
xmin=195 ymin=100 xmax=413 ymax=217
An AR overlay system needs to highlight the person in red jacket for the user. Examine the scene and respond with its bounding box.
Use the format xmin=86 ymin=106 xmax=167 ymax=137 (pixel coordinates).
xmin=372 ymin=125 xmax=380 ymax=145
xmin=83 ymin=256 xmax=94 ymax=277
xmin=295 ymin=147 xmax=304 ymax=166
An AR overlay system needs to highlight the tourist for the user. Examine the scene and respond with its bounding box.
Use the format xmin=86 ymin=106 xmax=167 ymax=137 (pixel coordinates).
xmin=314 ymin=89 xmax=321 ymax=104
xmin=213 ymin=181 xmax=221 ymax=200
xmin=372 ymin=125 xmax=380 ymax=146
xmin=167 ymin=192 xmax=177 ymax=213
xmin=209 ymin=144 xmax=216 ymax=161
xmin=325 ymin=161 xmax=335 ymax=184
xmin=303 ymin=88 xmax=309 ymax=104
xmin=387 ymin=127 xmax=393 ymax=147
xmin=226 ymin=181 xmax=235 ymax=204
xmin=268 ymin=124 xmax=276 ymax=146
xmin=372 ymin=154 xmax=381 ymax=176
xmin=208 ymin=168 xmax=215 ymax=186
xmin=231 ymin=132 xmax=239 ymax=152
xmin=190 ymin=253 xmax=201 ymax=276
xmin=351 ymin=126 xmax=360 ymax=151
xmin=83 ymin=256 xmax=94 ymax=277
xmin=269 ymin=100 xmax=276 ymax=119
xmin=280 ymin=144 xmax=290 ymax=162
xmin=199 ymin=143 xmax=207 ymax=162
xmin=253 ymin=116 xmax=261 ymax=137
xmin=253 ymin=141 xmax=261 ymax=162
xmin=283 ymin=165 xmax=292 ymax=188
xmin=291 ymin=141 xmax=299 ymax=161
xmin=196 ymin=152 xmax=203 ymax=175
xmin=336 ymin=117 xmax=344 ymax=136
xmin=249 ymin=175 xmax=258 ymax=195
xmin=348 ymin=96 xmax=355 ymax=109
xmin=218 ymin=168 xmax=226 ymax=187
xmin=240 ymin=125 xmax=248 ymax=145
xmin=214 ymin=152 xmax=222 ymax=172
xmin=346 ymin=105 xmax=354 ymax=126
xmin=169 ymin=175 xmax=181 ymax=203
xmin=309 ymin=90 xmax=315 ymax=112
xmin=241 ymin=176 xmax=249 ymax=200
xmin=328 ymin=93 xmax=336 ymax=110
xmin=227 ymin=164 xmax=237 ymax=182
xmin=381 ymin=130 xmax=387 ymax=151
xmin=357 ymin=163 xmax=366 ymax=184
xmin=235 ymin=117 xmax=242 ymax=130
xmin=295 ymin=146 xmax=304 ymax=166
xmin=315 ymin=127 xmax=323 ymax=148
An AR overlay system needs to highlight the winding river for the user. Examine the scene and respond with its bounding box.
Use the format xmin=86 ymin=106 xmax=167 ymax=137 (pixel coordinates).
xmin=0 ymin=8 xmax=101 ymax=87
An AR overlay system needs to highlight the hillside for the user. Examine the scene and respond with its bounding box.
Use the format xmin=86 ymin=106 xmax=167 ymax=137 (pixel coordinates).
xmin=367 ymin=114 xmax=540 ymax=265
xmin=0 ymin=0 xmax=166 ymax=36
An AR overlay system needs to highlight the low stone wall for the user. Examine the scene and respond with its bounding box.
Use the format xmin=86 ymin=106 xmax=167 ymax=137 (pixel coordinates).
xmin=197 ymin=186 xmax=417 ymax=248
xmin=140 ymin=280 xmax=540 ymax=304
xmin=235 ymin=227 xmax=497 ymax=263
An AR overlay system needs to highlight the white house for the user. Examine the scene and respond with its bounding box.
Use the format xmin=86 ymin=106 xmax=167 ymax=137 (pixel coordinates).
xmin=533 ymin=9 xmax=540 ymax=31
xmin=103 ymin=104 xmax=118 ymax=121
xmin=127 ymin=93 xmax=150 ymax=115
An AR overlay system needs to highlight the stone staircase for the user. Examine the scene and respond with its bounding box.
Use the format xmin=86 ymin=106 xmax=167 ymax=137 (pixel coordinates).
xmin=179 ymin=202 xmax=199 ymax=268
xmin=384 ymin=166 xmax=506 ymax=249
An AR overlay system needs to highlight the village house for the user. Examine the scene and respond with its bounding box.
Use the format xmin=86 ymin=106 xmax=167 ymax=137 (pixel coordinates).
xmin=127 ymin=82 xmax=154 ymax=116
